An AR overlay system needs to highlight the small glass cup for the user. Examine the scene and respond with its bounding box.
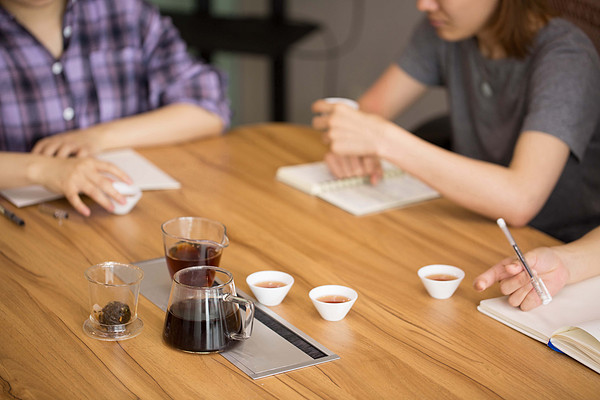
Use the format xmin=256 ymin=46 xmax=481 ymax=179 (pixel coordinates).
xmin=161 ymin=217 xmax=229 ymax=279
xmin=83 ymin=262 xmax=144 ymax=341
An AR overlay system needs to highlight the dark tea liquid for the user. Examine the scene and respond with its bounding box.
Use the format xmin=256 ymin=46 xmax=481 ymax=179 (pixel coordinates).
xmin=317 ymin=295 xmax=351 ymax=303
xmin=166 ymin=242 xmax=222 ymax=279
xmin=163 ymin=298 xmax=241 ymax=353
xmin=426 ymin=274 xmax=458 ymax=281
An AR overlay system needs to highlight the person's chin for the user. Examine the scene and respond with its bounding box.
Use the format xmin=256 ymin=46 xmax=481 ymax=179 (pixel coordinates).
xmin=434 ymin=28 xmax=467 ymax=42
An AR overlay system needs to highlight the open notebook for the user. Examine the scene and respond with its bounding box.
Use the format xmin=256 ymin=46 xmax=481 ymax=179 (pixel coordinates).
xmin=0 ymin=148 xmax=180 ymax=207
xmin=276 ymin=161 xmax=439 ymax=216
xmin=478 ymin=275 xmax=600 ymax=374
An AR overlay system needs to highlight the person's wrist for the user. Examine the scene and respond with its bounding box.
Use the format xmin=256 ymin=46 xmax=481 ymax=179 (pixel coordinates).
xmin=551 ymin=246 xmax=574 ymax=284
xmin=26 ymin=155 xmax=51 ymax=185
xmin=374 ymin=120 xmax=399 ymax=159
xmin=89 ymin=123 xmax=118 ymax=153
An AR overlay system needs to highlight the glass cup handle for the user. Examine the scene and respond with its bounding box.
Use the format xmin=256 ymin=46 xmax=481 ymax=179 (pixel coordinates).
xmin=224 ymin=294 xmax=255 ymax=340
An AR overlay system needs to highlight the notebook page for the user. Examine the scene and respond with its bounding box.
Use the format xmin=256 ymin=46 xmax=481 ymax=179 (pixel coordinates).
xmin=95 ymin=148 xmax=180 ymax=191
xmin=478 ymin=275 xmax=600 ymax=343
xmin=317 ymin=173 xmax=439 ymax=216
xmin=550 ymin=323 xmax=600 ymax=374
xmin=275 ymin=160 xmax=406 ymax=196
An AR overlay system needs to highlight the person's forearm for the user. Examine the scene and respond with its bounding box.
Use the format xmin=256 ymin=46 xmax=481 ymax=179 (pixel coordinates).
xmin=358 ymin=64 xmax=427 ymax=119
xmin=90 ymin=103 xmax=224 ymax=151
xmin=0 ymin=153 xmax=47 ymax=188
xmin=554 ymin=227 xmax=600 ymax=284
xmin=375 ymin=125 xmax=568 ymax=226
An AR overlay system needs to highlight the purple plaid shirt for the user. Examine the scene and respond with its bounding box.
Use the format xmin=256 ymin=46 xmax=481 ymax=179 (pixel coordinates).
xmin=0 ymin=0 xmax=230 ymax=152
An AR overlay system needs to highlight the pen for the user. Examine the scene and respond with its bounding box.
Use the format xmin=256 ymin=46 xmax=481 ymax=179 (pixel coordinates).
xmin=0 ymin=204 xmax=25 ymax=226
xmin=496 ymin=218 xmax=552 ymax=305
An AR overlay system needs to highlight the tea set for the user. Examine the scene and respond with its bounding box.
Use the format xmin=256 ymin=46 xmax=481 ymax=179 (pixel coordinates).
xmin=83 ymin=216 xmax=463 ymax=351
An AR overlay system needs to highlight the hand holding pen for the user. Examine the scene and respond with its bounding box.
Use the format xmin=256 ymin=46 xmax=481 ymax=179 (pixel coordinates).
xmin=474 ymin=219 xmax=568 ymax=311
xmin=496 ymin=218 xmax=552 ymax=305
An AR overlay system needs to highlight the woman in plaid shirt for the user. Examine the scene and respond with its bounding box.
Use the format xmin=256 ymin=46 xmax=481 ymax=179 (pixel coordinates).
xmin=0 ymin=0 xmax=231 ymax=216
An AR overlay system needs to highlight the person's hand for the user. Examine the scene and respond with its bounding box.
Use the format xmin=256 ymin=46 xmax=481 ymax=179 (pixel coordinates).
xmin=473 ymin=247 xmax=570 ymax=311
xmin=324 ymin=153 xmax=383 ymax=185
xmin=33 ymin=156 xmax=131 ymax=216
xmin=32 ymin=127 xmax=106 ymax=158
xmin=312 ymin=99 xmax=388 ymax=156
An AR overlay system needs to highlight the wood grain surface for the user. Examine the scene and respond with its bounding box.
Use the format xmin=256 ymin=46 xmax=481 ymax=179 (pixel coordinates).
xmin=1 ymin=123 xmax=596 ymax=399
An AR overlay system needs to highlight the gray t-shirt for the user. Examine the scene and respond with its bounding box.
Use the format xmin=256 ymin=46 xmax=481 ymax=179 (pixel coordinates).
xmin=398 ymin=18 xmax=600 ymax=241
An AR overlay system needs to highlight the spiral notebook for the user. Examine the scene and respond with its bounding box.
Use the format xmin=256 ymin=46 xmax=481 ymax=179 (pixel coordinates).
xmin=276 ymin=161 xmax=439 ymax=216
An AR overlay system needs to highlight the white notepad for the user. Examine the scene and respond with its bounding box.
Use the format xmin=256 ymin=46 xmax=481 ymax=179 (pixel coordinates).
xmin=0 ymin=148 xmax=180 ymax=207
xmin=478 ymin=275 xmax=600 ymax=374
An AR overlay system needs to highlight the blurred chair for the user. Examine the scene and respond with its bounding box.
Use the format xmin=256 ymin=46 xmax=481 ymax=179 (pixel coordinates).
xmin=162 ymin=0 xmax=319 ymax=122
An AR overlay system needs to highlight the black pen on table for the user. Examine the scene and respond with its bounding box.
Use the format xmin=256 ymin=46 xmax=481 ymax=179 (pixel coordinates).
xmin=0 ymin=204 xmax=25 ymax=226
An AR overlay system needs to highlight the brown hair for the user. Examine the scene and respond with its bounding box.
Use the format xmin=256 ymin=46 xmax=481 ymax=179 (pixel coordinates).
xmin=487 ymin=0 xmax=557 ymax=59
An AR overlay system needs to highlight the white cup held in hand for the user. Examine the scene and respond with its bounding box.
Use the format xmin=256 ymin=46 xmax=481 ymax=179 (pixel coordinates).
xmin=324 ymin=97 xmax=359 ymax=110
xmin=110 ymin=182 xmax=142 ymax=215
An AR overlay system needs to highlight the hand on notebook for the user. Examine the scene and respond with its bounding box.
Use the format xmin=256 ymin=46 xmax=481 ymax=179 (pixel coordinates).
xmin=31 ymin=156 xmax=131 ymax=216
xmin=473 ymin=248 xmax=569 ymax=311
xmin=324 ymin=153 xmax=383 ymax=185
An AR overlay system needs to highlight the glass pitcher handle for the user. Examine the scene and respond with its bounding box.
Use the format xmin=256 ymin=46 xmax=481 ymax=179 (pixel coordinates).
xmin=224 ymin=294 xmax=255 ymax=340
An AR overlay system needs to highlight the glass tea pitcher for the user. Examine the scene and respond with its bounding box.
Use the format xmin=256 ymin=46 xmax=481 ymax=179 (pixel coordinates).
xmin=163 ymin=266 xmax=254 ymax=353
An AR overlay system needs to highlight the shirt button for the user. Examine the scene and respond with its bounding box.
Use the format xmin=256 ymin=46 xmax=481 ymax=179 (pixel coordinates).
xmin=63 ymin=26 xmax=72 ymax=38
xmin=63 ymin=107 xmax=75 ymax=121
xmin=51 ymin=62 xmax=63 ymax=75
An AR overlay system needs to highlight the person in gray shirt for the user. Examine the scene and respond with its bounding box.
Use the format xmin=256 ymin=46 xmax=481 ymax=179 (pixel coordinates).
xmin=312 ymin=0 xmax=600 ymax=242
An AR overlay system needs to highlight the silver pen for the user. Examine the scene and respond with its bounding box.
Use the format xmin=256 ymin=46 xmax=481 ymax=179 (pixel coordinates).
xmin=496 ymin=218 xmax=552 ymax=305
xmin=38 ymin=203 xmax=69 ymax=220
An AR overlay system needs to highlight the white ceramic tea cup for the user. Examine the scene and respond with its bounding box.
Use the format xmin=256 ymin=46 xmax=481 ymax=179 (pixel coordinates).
xmin=324 ymin=97 xmax=359 ymax=110
xmin=417 ymin=264 xmax=465 ymax=300
xmin=309 ymin=285 xmax=358 ymax=321
xmin=246 ymin=271 xmax=294 ymax=306
xmin=110 ymin=181 xmax=142 ymax=215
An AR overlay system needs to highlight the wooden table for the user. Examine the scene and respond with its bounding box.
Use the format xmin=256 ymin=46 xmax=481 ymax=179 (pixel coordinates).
xmin=1 ymin=124 xmax=596 ymax=399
